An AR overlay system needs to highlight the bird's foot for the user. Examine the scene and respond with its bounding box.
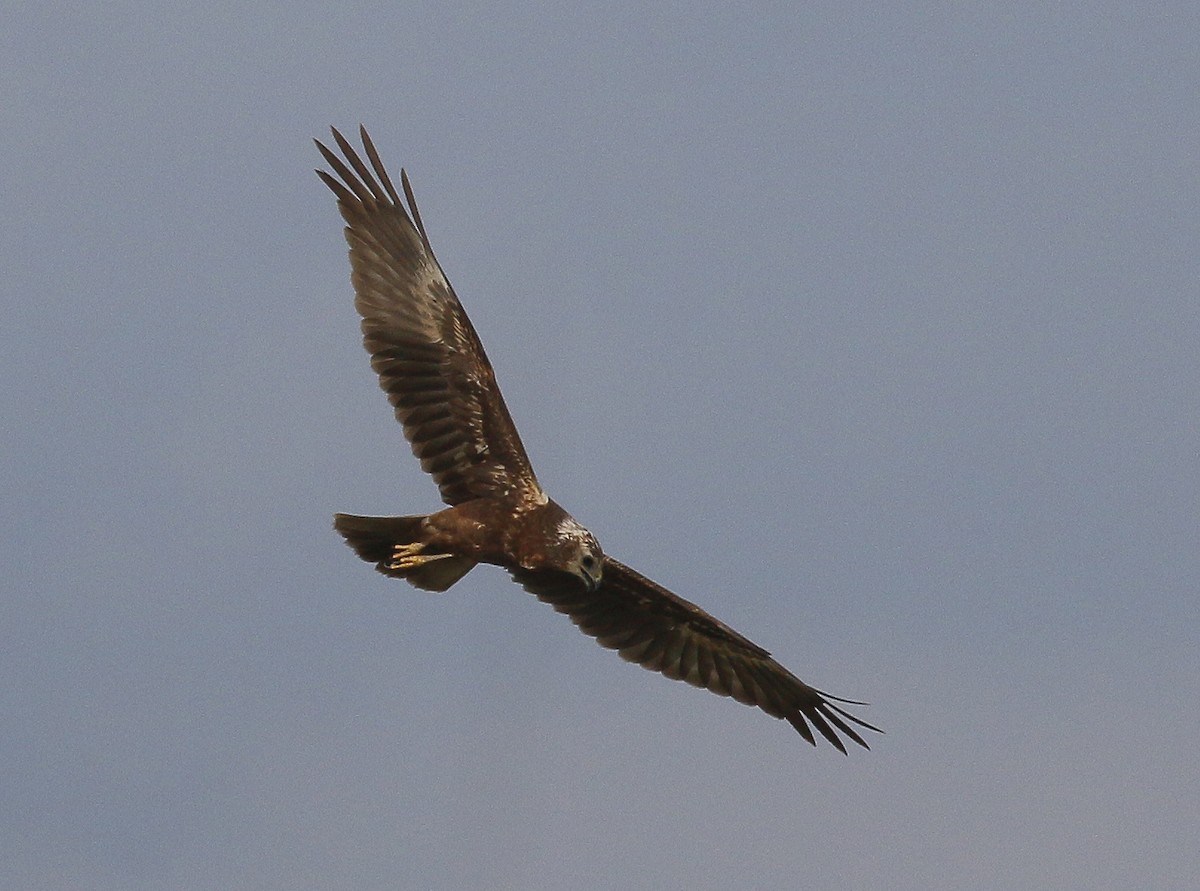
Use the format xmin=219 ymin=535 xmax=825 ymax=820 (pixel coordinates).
xmin=389 ymin=542 xmax=456 ymax=572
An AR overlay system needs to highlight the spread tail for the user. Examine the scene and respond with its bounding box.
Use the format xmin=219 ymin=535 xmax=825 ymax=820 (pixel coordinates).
xmin=333 ymin=513 xmax=476 ymax=592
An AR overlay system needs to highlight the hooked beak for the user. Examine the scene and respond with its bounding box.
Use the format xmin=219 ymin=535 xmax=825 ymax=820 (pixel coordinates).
xmin=580 ymin=564 xmax=602 ymax=593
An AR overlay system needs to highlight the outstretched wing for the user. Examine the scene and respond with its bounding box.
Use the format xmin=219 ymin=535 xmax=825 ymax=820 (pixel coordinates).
xmin=317 ymin=127 xmax=543 ymax=507
xmin=512 ymin=558 xmax=880 ymax=751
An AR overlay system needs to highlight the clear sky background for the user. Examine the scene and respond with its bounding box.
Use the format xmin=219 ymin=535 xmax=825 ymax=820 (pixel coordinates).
xmin=4 ymin=4 xmax=1197 ymax=889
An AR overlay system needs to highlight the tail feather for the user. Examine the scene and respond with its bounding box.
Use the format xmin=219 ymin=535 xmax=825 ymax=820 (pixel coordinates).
xmin=332 ymin=513 xmax=476 ymax=592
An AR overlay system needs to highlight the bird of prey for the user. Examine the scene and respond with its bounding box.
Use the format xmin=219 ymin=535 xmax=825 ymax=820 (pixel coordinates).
xmin=316 ymin=126 xmax=880 ymax=752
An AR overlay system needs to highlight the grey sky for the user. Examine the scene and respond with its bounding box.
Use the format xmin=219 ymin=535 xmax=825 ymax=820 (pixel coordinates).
xmin=4 ymin=4 xmax=1198 ymax=889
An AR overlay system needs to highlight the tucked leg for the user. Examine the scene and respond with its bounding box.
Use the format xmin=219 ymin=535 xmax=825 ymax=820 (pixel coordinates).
xmin=389 ymin=541 xmax=456 ymax=572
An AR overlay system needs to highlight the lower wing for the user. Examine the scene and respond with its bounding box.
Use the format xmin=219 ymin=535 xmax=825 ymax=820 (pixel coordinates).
xmin=511 ymin=556 xmax=881 ymax=752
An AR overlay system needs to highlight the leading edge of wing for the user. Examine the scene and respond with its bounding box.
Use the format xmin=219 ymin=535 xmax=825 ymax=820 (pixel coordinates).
xmin=512 ymin=558 xmax=882 ymax=752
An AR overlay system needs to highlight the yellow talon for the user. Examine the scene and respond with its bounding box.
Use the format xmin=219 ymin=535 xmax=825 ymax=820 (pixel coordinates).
xmin=389 ymin=542 xmax=456 ymax=571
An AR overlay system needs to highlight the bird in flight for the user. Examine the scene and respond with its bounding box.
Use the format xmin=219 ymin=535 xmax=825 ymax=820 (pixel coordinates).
xmin=316 ymin=126 xmax=880 ymax=751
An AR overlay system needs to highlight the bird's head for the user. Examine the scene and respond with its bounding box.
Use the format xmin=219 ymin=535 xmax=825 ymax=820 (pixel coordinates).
xmin=553 ymin=515 xmax=604 ymax=592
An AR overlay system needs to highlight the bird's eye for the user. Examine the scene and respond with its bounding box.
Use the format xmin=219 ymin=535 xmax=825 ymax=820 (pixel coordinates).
xmin=581 ymin=555 xmax=595 ymax=569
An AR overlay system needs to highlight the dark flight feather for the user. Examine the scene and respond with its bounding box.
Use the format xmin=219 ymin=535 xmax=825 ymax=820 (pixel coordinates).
xmin=512 ymin=558 xmax=880 ymax=752
xmin=316 ymin=127 xmax=543 ymax=507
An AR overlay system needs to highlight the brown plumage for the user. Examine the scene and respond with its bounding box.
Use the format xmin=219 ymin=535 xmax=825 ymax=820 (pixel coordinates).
xmin=317 ymin=126 xmax=881 ymax=752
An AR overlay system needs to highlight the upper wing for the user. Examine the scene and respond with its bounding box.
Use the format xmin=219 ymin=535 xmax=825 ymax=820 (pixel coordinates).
xmin=317 ymin=126 xmax=543 ymax=507
xmin=512 ymin=557 xmax=881 ymax=751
